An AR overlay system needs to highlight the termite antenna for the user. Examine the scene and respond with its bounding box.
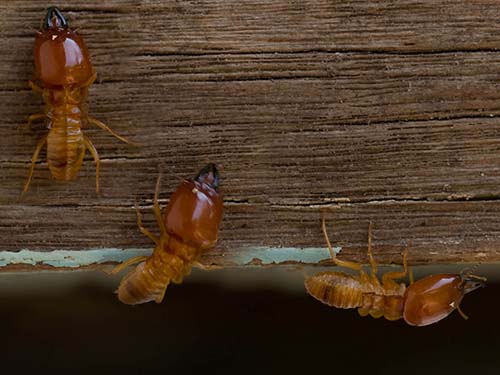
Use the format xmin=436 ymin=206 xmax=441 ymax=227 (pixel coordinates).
xmin=195 ymin=163 xmax=219 ymax=190
xmin=44 ymin=7 xmax=68 ymax=30
xmin=460 ymin=263 xmax=480 ymax=278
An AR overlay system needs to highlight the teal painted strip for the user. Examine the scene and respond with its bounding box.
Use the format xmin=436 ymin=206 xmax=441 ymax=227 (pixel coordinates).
xmin=0 ymin=248 xmax=151 ymax=268
xmin=0 ymin=246 xmax=339 ymax=268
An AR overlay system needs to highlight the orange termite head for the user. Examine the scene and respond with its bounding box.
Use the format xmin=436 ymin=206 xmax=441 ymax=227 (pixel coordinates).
xmin=34 ymin=7 xmax=93 ymax=88
xmin=403 ymin=272 xmax=486 ymax=327
xmin=164 ymin=164 xmax=224 ymax=250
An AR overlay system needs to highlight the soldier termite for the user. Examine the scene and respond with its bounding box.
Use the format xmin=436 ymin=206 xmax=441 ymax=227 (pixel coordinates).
xmin=109 ymin=164 xmax=224 ymax=305
xmin=24 ymin=7 xmax=132 ymax=193
xmin=305 ymin=219 xmax=486 ymax=326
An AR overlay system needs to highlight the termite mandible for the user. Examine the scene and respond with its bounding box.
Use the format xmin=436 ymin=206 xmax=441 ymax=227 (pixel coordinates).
xmin=305 ymin=218 xmax=486 ymax=326
xmin=24 ymin=7 xmax=132 ymax=193
xmin=110 ymin=164 xmax=224 ymax=305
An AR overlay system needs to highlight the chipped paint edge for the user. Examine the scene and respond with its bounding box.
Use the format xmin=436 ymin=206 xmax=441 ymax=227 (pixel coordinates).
xmin=234 ymin=246 xmax=339 ymax=265
xmin=0 ymin=248 xmax=151 ymax=268
xmin=0 ymin=246 xmax=339 ymax=269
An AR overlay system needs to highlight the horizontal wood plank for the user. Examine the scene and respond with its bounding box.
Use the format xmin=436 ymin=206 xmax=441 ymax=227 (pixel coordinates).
xmin=1 ymin=201 xmax=499 ymax=265
xmin=4 ymin=1 xmax=500 ymax=53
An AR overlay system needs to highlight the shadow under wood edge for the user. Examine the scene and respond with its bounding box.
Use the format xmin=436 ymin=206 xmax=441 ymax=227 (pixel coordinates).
xmin=0 ymin=267 xmax=499 ymax=373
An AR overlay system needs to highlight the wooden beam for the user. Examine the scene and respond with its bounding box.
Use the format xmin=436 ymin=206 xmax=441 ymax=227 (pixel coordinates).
xmin=1 ymin=1 xmax=499 ymax=270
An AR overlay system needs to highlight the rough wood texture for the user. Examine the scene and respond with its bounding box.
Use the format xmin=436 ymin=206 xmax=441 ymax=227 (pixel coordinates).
xmin=1 ymin=0 xmax=500 ymax=268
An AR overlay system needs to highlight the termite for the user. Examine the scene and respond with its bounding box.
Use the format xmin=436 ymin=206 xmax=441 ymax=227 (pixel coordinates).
xmin=304 ymin=219 xmax=486 ymax=326
xmin=24 ymin=7 xmax=131 ymax=193
xmin=109 ymin=164 xmax=224 ymax=305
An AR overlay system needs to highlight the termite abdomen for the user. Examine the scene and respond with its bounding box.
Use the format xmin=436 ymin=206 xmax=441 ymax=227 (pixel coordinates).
xmin=305 ymin=271 xmax=364 ymax=309
xmin=305 ymin=270 xmax=405 ymax=320
xmin=306 ymin=218 xmax=486 ymax=326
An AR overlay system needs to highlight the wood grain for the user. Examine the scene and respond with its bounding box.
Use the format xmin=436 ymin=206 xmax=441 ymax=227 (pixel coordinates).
xmin=1 ymin=0 xmax=499 ymax=268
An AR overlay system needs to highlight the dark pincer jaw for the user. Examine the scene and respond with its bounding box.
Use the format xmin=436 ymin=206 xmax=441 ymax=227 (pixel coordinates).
xmin=462 ymin=274 xmax=487 ymax=294
xmin=44 ymin=6 xmax=68 ymax=30
xmin=195 ymin=163 xmax=220 ymax=190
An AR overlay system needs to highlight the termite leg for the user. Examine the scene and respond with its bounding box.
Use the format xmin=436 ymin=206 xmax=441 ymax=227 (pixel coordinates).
xmin=321 ymin=217 xmax=362 ymax=271
xmin=26 ymin=113 xmax=47 ymax=130
xmin=23 ymin=135 xmax=47 ymax=193
xmin=106 ymin=256 xmax=149 ymax=275
xmin=80 ymin=70 xmax=97 ymax=88
xmin=193 ymin=261 xmax=224 ymax=271
xmin=366 ymin=221 xmax=382 ymax=287
xmin=28 ymin=80 xmax=43 ymax=94
xmin=84 ymin=137 xmax=100 ymax=193
xmin=153 ymin=173 xmax=167 ymax=238
xmin=366 ymin=221 xmax=378 ymax=277
xmin=135 ymin=200 xmax=159 ymax=245
xmin=381 ymin=250 xmax=409 ymax=289
xmin=88 ymin=116 xmax=134 ymax=145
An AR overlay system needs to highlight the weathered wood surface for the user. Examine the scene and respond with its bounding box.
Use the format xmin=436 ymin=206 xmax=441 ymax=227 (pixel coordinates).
xmin=1 ymin=0 xmax=500 ymax=269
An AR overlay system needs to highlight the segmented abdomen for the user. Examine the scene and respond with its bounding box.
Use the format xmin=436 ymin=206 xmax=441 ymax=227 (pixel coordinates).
xmin=305 ymin=271 xmax=364 ymax=309
xmin=306 ymin=271 xmax=406 ymax=321
xmin=117 ymin=242 xmax=195 ymax=305
xmin=47 ymin=105 xmax=85 ymax=181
